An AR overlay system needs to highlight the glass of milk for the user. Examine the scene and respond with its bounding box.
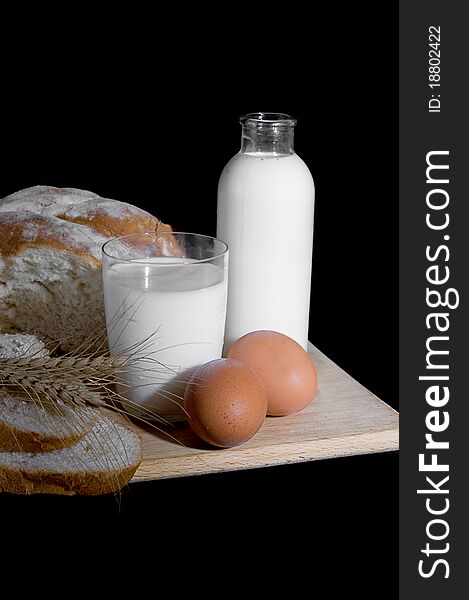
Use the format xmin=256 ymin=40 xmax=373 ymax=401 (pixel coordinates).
xmin=102 ymin=232 xmax=228 ymax=422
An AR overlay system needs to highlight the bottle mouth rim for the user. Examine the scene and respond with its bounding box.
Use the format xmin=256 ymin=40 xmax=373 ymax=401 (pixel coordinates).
xmin=240 ymin=112 xmax=297 ymax=127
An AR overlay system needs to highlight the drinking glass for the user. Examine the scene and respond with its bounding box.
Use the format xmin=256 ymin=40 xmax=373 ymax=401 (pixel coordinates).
xmin=102 ymin=232 xmax=228 ymax=421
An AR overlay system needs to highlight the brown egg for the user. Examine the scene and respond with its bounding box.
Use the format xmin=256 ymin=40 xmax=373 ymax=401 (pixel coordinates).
xmin=228 ymin=330 xmax=318 ymax=416
xmin=183 ymin=358 xmax=268 ymax=448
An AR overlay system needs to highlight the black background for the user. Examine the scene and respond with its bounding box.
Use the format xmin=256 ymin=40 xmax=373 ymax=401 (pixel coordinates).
xmin=0 ymin=7 xmax=398 ymax=595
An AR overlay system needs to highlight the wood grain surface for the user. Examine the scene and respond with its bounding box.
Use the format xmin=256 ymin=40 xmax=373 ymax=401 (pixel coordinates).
xmin=126 ymin=343 xmax=399 ymax=482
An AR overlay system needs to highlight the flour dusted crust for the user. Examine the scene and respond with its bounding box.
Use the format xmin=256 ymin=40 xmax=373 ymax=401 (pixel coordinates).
xmin=0 ymin=332 xmax=48 ymax=359
xmin=0 ymin=185 xmax=172 ymax=247
xmin=0 ymin=186 xmax=173 ymax=351
xmin=0 ymin=211 xmax=108 ymax=265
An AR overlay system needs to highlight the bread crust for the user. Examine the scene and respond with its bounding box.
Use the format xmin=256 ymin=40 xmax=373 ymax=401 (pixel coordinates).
xmin=0 ymin=185 xmax=172 ymax=262
xmin=0 ymin=402 xmax=100 ymax=453
xmin=0 ymin=186 xmax=175 ymax=352
xmin=0 ymin=211 xmax=105 ymax=265
xmin=0 ymin=458 xmax=140 ymax=495
xmin=0 ymin=419 xmax=143 ymax=495
xmin=0 ymin=185 xmax=171 ymax=235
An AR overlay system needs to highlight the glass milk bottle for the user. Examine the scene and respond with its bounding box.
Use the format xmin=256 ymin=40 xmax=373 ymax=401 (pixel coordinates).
xmin=217 ymin=112 xmax=315 ymax=351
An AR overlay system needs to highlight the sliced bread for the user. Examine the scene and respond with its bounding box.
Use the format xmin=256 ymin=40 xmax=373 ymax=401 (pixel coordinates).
xmin=0 ymin=414 xmax=143 ymax=495
xmin=0 ymin=392 xmax=100 ymax=452
xmin=0 ymin=332 xmax=99 ymax=452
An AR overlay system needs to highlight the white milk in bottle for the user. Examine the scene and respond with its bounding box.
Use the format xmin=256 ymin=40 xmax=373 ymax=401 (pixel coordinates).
xmin=217 ymin=113 xmax=315 ymax=351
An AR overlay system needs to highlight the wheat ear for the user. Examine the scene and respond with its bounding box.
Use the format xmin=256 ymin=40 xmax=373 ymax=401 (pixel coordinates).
xmin=0 ymin=354 xmax=130 ymax=406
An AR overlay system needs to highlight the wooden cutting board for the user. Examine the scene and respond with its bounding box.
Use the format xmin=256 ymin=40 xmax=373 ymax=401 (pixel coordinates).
xmin=128 ymin=343 xmax=399 ymax=482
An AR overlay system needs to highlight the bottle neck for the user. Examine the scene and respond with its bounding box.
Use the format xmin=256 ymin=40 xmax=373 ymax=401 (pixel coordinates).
xmin=239 ymin=113 xmax=297 ymax=156
xmin=240 ymin=124 xmax=295 ymax=156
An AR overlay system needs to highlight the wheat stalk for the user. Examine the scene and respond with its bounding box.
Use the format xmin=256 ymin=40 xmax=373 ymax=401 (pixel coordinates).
xmin=0 ymin=329 xmax=190 ymax=428
xmin=0 ymin=355 xmax=127 ymax=406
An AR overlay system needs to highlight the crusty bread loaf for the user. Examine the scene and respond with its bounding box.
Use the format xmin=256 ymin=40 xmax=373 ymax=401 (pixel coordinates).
xmin=0 ymin=186 xmax=171 ymax=351
xmin=0 ymin=415 xmax=142 ymax=495
xmin=0 ymin=185 xmax=171 ymax=239
xmin=0 ymin=332 xmax=99 ymax=452
xmin=0 ymin=319 xmax=143 ymax=495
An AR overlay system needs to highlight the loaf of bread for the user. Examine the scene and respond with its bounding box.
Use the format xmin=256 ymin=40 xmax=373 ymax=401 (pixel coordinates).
xmin=0 ymin=391 xmax=100 ymax=453
xmin=0 ymin=188 xmax=150 ymax=494
xmin=0 ymin=332 xmax=143 ymax=493
xmin=0 ymin=415 xmax=143 ymax=495
xmin=0 ymin=332 xmax=100 ymax=452
xmin=0 ymin=186 xmax=172 ymax=351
